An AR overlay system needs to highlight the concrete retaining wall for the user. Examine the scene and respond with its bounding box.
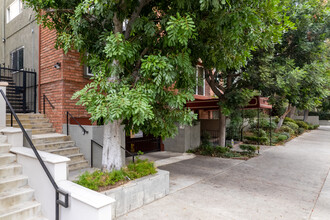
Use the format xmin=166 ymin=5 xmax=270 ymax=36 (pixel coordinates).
xmin=102 ymin=169 xmax=169 ymax=218
xmin=293 ymin=116 xmax=319 ymax=125
xmin=320 ymin=120 xmax=330 ymax=126
xmin=62 ymin=124 xmax=125 ymax=168
xmin=163 ymin=122 xmax=200 ymax=153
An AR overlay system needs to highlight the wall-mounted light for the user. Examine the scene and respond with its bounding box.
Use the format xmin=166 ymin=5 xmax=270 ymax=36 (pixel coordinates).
xmin=54 ymin=62 xmax=61 ymax=69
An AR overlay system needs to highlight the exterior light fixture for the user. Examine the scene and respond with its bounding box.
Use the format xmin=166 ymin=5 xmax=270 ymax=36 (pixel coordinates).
xmin=54 ymin=62 xmax=61 ymax=69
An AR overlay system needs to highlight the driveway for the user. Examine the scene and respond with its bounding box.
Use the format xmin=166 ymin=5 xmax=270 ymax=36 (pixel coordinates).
xmin=118 ymin=126 xmax=330 ymax=220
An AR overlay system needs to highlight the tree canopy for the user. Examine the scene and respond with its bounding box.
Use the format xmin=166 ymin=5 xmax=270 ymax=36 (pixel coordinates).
xmin=24 ymin=0 xmax=292 ymax=143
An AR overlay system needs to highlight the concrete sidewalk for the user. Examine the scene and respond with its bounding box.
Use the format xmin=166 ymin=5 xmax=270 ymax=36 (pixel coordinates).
xmin=118 ymin=126 xmax=330 ymax=220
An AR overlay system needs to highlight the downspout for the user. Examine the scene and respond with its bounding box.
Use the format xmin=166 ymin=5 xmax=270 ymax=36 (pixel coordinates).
xmin=2 ymin=0 xmax=5 ymax=65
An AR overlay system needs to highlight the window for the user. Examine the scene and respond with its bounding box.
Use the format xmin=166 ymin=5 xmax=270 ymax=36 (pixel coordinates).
xmin=7 ymin=0 xmax=23 ymax=23
xmin=10 ymin=47 xmax=24 ymax=70
xmin=196 ymin=66 xmax=205 ymax=95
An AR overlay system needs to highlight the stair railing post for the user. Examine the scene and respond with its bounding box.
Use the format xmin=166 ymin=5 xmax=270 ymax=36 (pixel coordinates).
xmin=43 ymin=94 xmax=45 ymax=114
xmin=91 ymin=140 xmax=94 ymax=168
xmin=22 ymin=71 xmax=27 ymax=113
xmin=33 ymin=72 xmax=37 ymax=113
xmin=66 ymin=111 xmax=69 ymax=136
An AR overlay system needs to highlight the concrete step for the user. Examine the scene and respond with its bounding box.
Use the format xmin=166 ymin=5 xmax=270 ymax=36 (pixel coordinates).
xmin=69 ymin=160 xmax=89 ymax=171
xmin=6 ymin=114 xmax=45 ymax=120
xmin=0 ymin=144 xmax=11 ymax=153
xmin=10 ymin=123 xmax=53 ymax=129
xmin=27 ymin=216 xmax=48 ymax=220
xmin=0 ymin=186 xmax=34 ymax=210
xmin=31 ymin=128 xmax=56 ymax=135
xmin=32 ymin=133 xmax=71 ymax=144
xmin=0 ymin=175 xmax=28 ymax=193
xmin=0 ymin=163 xmax=22 ymax=179
xmin=0 ymin=200 xmax=41 ymax=220
xmin=34 ymin=141 xmax=75 ymax=151
xmin=7 ymin=118 xmax=50 ymax=125
xmin=67 ymin=154 xmax=86 ymax=163
xmin=48 ymin=147 xmax=80 ymax=156
xmin=0 ymin=153 xmax=16 ymax=166
xmin=0 ymin=135 xmax=7 ymax=144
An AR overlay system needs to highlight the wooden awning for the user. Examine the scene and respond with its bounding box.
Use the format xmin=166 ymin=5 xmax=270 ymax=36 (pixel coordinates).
xmin=186 ymin=96 xmax=272 ymax=110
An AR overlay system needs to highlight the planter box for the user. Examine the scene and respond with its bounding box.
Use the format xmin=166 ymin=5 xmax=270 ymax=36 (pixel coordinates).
xmin=102 ymin=169 xmax=169 ymax=218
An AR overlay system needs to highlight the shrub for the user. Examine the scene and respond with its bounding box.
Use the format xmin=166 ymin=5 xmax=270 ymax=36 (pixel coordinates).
xmin=239 ymin=144 xmax=257 ymax=155
xmin=284 ymin=121 xmax=299 ymax=130
xmin=279 ymin=125 xmax=295 ymax=135
xmin=298 ymin=127 xmax=305 ymax=134
xmin=253 ymin=129 xmax=268 ymax=138
xmin=284 ymin=121 xmax=299 ymax=131
xmin=280 ymin=132 xmax=291 ymax=139
xmin=295 ymin=120 xmax=309 ymax=129
xmin=75 ymin=158 xmax=157 ymax=191
xmin=250 ymin=119 xmax=276 ymax=130
xmin=284 ymin=117 xmax=296 ymax=123
xmin=244 ymin=136 xmax=268 ymax=144
xmin=277 ymin=134 xmax=288 ymax=142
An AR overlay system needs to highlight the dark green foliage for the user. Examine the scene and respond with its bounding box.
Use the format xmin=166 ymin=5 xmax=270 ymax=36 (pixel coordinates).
xmin=250 ymin=119 xmax=276 ymax=131
xmin=307 ymin=124 xmax=319 ymax=130
xmin=298 ymin=127 xmax=305 ymax=134
xmin=244 ymin=136 xmax=268 ymax=144
xmin=75 ymin=158 xmax=157 ymax=191
xmin=239 ymin=145 xmax=257 ymax=155
xmin=188 ymin=143 xmax=255 ymax=158
xmin=309 ymin=112 xmax=330 ymax=120
xmin=295 ymin=120 xmax=309 ymax=129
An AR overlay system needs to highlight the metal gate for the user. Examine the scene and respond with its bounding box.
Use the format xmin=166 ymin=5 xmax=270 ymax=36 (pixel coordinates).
xmin=126 ymin=135 xmax=161 ymax=155
xmin=0 ymin=64 xmax=37 ymax=113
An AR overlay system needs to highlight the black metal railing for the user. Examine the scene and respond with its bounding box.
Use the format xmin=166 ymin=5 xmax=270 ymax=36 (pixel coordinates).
xmin=0 ymin=64 xmax=37 ymax=113
xmin=0 ymin=89 xmax=69 ymax=220
xmin=66 ymin=111 xmax=88 ymax=136
xmin=43 ymin=94 xmax=55 ymax=114
xmin=91 ymin=139 xmax=136 ymax=167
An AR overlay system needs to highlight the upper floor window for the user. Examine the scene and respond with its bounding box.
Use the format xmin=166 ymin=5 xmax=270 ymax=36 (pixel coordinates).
xmin=10 ymin=47 xmax=24 ymax=70
xmin=196 ymin=66 xmax=205 ymax=95
xmin=7 ymin=0 xmax=23 ymax=23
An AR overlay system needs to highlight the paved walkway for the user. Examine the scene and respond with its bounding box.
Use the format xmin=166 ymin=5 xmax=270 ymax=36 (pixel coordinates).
xmin=118 ymin=126 xmax=330 ymax=220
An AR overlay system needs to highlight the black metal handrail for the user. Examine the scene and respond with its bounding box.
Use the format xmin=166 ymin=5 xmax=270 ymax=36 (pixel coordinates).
xmin=66 ymin=111 xmax=88 ymax=136
xmin=0 ymin=89 xmax=69 ymax=220
xmin=91 ymin=139 xmax=136 ymax=167
xmin=43 ymin=94 xmax=55 ymax=114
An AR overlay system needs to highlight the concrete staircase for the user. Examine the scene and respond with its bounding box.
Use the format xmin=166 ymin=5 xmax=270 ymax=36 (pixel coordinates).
xmin=0 ymin=135 xmax=47 ymax=220
xmin=6 ymin=114 xmax=89 ymax=171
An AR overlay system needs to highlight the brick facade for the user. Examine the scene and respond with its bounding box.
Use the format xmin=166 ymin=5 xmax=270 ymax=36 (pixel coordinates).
xmin=39 ymin=27 xmax=91 ymax=132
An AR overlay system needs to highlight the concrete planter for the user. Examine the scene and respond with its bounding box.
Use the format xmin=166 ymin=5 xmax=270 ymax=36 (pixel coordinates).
xmin=102 ymin=169 xmax=169 ymax=218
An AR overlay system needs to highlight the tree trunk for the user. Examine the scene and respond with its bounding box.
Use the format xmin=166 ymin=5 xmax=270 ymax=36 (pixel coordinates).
xmin=288 ymin=106 xmax=296 ymax=118
xmin=303 ymin=109 xmax=309 ymax=122
xmin=275 ymin=104 xmax=293 ymax=132
xmin=102 ymin=120 xmax=124 ymax=171
xmin=218 ymin=107 xmax=226 ymax=147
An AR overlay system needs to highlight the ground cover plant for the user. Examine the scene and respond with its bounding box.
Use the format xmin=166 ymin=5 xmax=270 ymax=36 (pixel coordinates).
xmin=243 ymin=117 xmax=319 ymax=145
xmin=187 ymin=141 xmax=258 ymax=160
xmin=75 ymin=158 xmax=157 ymax=191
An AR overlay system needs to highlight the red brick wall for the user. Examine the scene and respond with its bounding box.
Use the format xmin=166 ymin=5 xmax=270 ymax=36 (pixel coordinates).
xmin=40 ymin=27 xmax=91 ymax=132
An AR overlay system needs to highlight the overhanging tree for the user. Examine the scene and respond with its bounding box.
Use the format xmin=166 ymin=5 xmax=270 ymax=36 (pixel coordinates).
xmin=25 ymin=0 xmax=290 ymax=169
